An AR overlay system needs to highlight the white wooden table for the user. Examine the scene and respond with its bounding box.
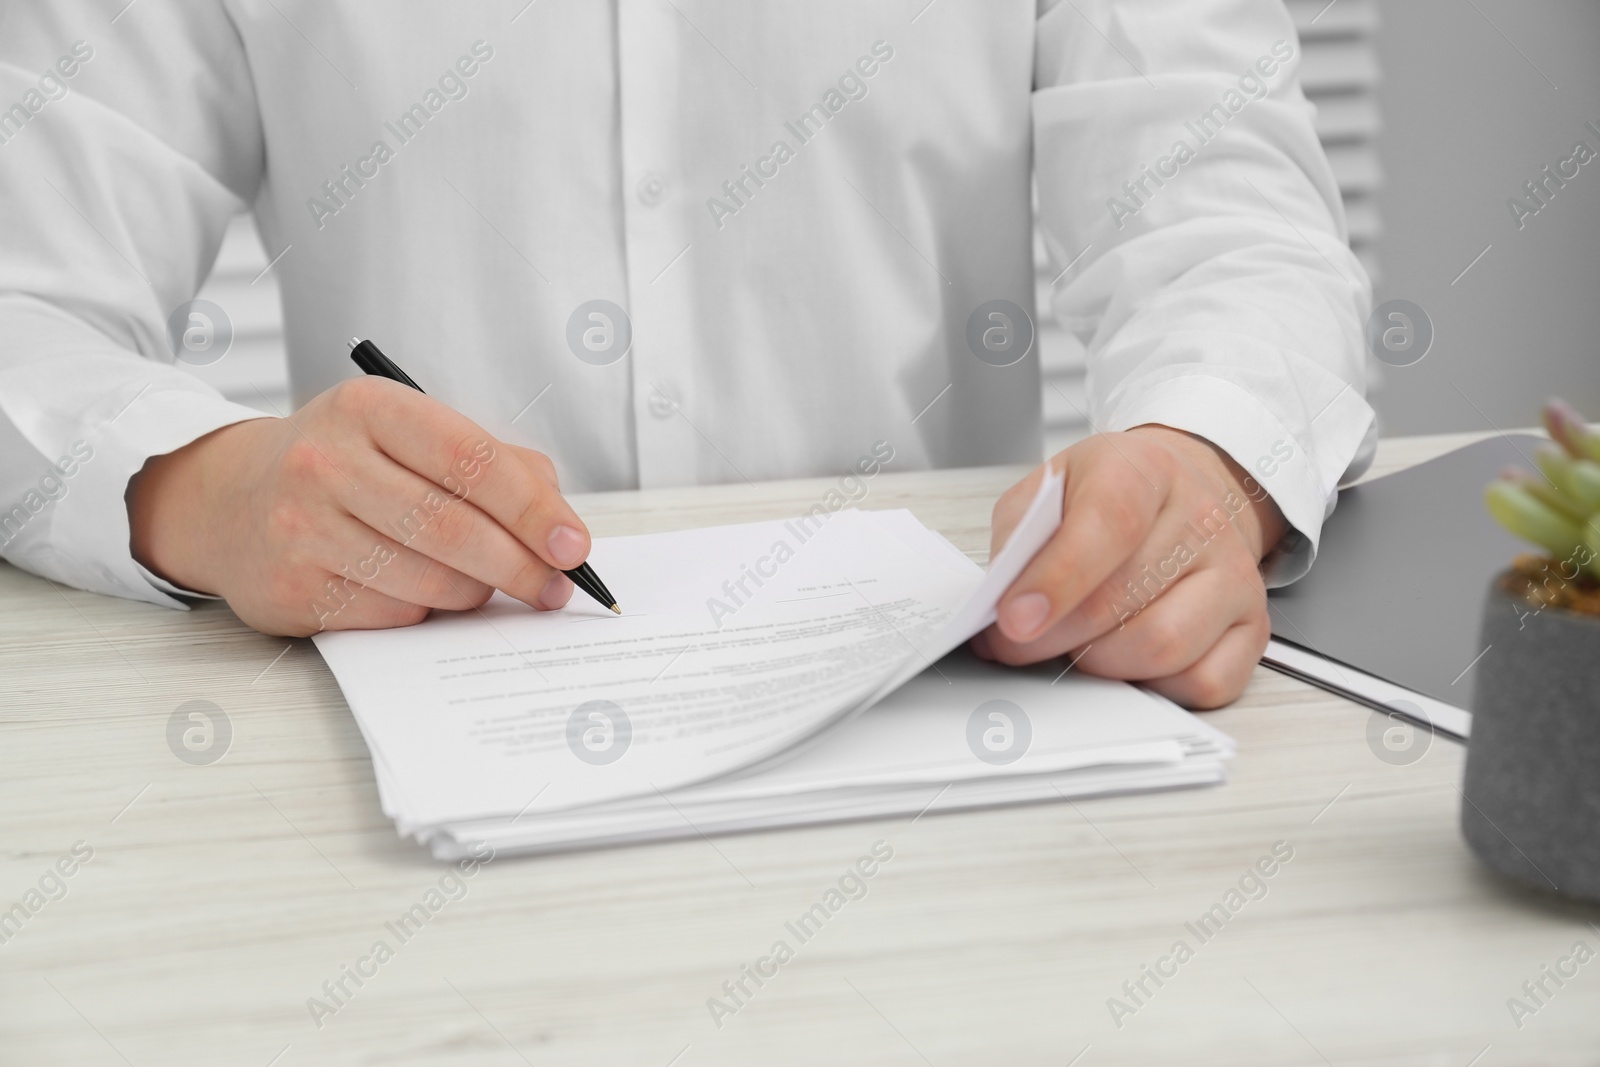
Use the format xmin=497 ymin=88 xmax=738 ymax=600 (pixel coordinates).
xmin=3 ymin=432 xmax=1597 ymax=1066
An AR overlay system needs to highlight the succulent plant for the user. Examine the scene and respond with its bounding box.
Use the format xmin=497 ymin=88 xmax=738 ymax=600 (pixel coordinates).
xmin=1485 ymin=399 xmax=1600 ymax=581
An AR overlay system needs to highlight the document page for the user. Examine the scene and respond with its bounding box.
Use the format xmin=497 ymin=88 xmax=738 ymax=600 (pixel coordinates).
xmin=313 ymin=470 xmax=1065 ymax=831
xmin=436 ymin=647 xmax=1224 ymax=856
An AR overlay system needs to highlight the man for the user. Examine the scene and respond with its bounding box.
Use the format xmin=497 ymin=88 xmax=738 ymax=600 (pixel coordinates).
xmin=0 ymin=1 xmax=1374 ymax=708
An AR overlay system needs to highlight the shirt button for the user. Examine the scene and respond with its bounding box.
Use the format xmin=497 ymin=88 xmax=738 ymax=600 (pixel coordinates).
xmin=648 ymin=390 xmax=679 ymax=419
xmin=636 ymin=172 xmax=667 ymax=207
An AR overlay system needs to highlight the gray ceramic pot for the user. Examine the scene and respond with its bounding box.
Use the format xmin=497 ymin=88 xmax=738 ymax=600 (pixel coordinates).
xmin=1461 ymin=572 xmax=1600 ymax=903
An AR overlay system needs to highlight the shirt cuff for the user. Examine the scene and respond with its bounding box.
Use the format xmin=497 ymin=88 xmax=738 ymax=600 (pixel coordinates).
xmin=1099 ymin=373 xmax=1365 ymax=587
xmin=134 ymin=560 xmax=224 ymax=601
xmin=39 ymin=385 xmax=270 ymax=609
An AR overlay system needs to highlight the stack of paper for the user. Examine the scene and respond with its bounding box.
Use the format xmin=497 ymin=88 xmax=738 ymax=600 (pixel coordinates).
xmin=313 ymin=471 xmax=1234 ymax=857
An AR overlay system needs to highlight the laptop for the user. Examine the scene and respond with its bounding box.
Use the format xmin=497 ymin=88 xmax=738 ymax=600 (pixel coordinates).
xmin=1264 ymin=433 xmax=1543 ymax=738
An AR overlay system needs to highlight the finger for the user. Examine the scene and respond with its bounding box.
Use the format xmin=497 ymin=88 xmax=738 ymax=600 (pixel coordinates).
xmin=1142 ymin=614 xmax=1271 ymax=710
xmin=1005 ymin=495 xmax=1248 ymax=656
xmin=331 ymin=450 xmax=572 ymax=610
xmin=976 ymin=542 xmax=1266 ymax=672
xmin=1071 ymin=568 xmax=1259 ymax=681
xmin=988 ymin=463 xmax=1050 ymax=558
xmin=315 ymin=513 xmax=495 ymax=612
xmin=240 ymin=569 xmax=433 ymax=637
xmin=994 ymin=450 xmax=1167 ymax=644
xmin=349 ymin=379 xmax=592 ymax=570
xmin=308 ymin=574 xmax=436 ymax=633
xmin=976 ymin=562 xmax=1227 ymax=671
xmin=505 ymin=443 xmax=560 ymax=489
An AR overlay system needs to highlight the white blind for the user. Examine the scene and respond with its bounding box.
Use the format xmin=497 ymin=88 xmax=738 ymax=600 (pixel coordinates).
xmin=197 ymin=2 xmax=1384 ymax=451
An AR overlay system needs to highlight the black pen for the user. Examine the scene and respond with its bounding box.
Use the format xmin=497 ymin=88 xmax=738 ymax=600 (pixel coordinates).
xmin=348 ymin=337 xmax=620 ymax=615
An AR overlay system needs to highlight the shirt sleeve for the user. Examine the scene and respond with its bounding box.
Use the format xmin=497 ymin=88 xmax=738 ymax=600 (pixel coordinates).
xmin=1032 ymin=0 xmax=1377 ymax=586
xmin=0 ymin=3 xmax=273 ymax=608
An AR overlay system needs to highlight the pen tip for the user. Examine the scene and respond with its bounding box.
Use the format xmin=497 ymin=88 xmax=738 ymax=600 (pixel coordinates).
xmin=347 ymin=336 xmax=361 ymax=350
xmin=610 ymin=604 xmax=622 ymax=615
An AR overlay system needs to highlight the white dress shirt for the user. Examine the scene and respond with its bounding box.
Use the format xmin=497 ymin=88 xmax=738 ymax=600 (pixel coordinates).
xmin=0 ymin=0 xmax=1375 ymax=610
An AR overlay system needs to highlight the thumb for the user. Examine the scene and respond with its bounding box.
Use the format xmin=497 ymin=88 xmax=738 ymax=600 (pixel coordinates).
xmin=989 ymin=459 xmax=1057 ymax=559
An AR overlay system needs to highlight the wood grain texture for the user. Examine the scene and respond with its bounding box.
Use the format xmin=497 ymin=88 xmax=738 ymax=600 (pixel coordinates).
xmin=3 ymin=431 xmax=1597 ymax=1066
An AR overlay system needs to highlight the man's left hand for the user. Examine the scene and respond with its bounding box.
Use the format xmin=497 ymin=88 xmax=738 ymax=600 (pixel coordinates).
xmin=974 ymin=425 xmax=1288 ymax=709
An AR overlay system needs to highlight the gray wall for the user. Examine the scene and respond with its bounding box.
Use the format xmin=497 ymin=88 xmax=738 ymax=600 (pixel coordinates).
xmin=1372 ymin=0 xmax=1600 ymax=434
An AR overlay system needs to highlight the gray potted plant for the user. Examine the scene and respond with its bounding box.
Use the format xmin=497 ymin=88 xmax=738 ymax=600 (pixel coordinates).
xmin=1462 ymin=400 xmax=1600 ymax=902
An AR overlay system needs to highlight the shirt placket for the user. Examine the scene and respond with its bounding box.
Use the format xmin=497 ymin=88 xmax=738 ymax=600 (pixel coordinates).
xmin=616 ymin=0 xmax=698 ymax=488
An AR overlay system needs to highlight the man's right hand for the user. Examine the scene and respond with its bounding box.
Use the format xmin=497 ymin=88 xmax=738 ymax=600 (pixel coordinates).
xmin=126 ymin=377 xmax=590 ymax=636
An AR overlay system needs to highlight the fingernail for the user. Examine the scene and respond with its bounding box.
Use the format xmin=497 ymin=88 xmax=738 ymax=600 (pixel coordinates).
xmin=1000 ymin=592 xmax=1050 ymax=641
xmin=538 ymin=572 xmax=574 ymax=609
xmin=547 ymin=525 xmax=586 ymax=569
